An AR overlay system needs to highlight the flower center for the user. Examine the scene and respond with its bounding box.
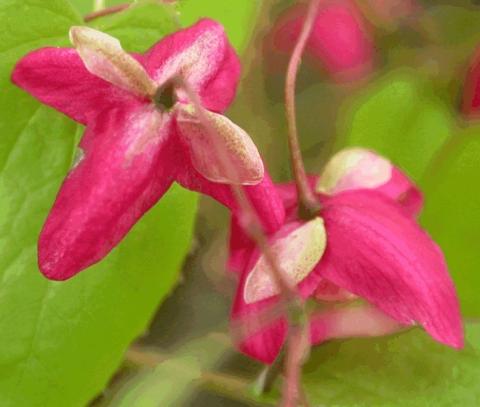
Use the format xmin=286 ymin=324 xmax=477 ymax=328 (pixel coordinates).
xmin=153 ymin=81 xmax=176 ymax=110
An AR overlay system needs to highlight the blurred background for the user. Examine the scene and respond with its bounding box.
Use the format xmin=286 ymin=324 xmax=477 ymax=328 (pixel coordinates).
xmin=2 ymin=0 xmax=480 ymax=406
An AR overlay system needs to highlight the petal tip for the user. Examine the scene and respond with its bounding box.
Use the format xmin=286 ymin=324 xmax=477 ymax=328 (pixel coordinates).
xmin=317 ymin=147 xmax=392 ymax=195
xmin=244 ymin=218 xmax=327 ymax=304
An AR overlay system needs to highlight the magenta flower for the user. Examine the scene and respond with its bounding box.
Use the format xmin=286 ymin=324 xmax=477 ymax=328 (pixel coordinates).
xmin=12 ymin=20 xmax=280 ymax=281
xmin=229 ymin=148 xmax=463 ymax=364
xmin=462 ymin=45 xmax=480 ymax=119
xmin=270 ymin=0 xmax=374 ymax=81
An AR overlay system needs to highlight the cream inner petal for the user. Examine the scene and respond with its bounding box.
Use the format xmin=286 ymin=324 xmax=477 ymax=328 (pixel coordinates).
xmin=69 ymin=26 xmax=156 ymax=97
xmin=176 ymin=104 xmax=264 ymax=185
xmin=316 ymin=147 xmax=392 ymax=194
xmin=244 ymin=217 xmax=327 ymax=304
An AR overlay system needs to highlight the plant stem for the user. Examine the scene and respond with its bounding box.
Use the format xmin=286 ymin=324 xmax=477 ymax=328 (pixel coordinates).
xmin=256 ymin=351 xmax=285 ymax=394
xmin=178 ymin=76 xmax=312 ymax=406
xmin=284 ymin=0 xmax=321 ymax=218
xmin=201 ymin=372 xmax=269 ymax=406
xmin=281 ymin=323 xmax=311 ymax=407
xmin=175 ymin=76 xmax=298 ymax=301
xmin=126 ymin=345 xmax=268 ymax=406
xmin=84 ymin=3 xmax=130 ymax=22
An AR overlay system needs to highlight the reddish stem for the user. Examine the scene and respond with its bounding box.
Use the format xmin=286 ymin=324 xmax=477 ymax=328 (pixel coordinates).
xmin=84 ymin=3 xmax=130 ymax=22
xmin=175 ymin=76 xmax=297 ymax=300
xmin=284 ymin=0 xmax=321 ymax=218
xmin=281 ymin=323 xmax=311 ymax=407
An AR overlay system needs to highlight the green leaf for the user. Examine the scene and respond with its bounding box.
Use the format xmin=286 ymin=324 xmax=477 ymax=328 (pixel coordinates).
xmin=299 ymin=323 xmax=480 ymax=406
xmin=68 ymin=0 xmax=92 ymax=14
xmin=177 ymin=0 xmax=260 ymax=52
xmin=335 ymin=70 xmax=454 ymax=182
xmin=88 ymin=1 xmax=178 ymax=51
xmin=421 ymin=128 xmax=480 ymax=316
xmin=0 ymin=2 xmax=197 ymax=406
xmin=246 ymin=324 xmax=480 ymax=406
xmin=240 ymin=323 xmax=480 ymax=406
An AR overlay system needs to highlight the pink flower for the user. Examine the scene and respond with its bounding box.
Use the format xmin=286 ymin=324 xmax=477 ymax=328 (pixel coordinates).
xmin=270 ymin=0 xmax=374 ymax=81
xmin=462 ymin=45 xmax=480 ymax=119
xmin=12 ymin=20 xmax=280 ymax=280
xmin=229 ymin=148 xmax=463 ymax=364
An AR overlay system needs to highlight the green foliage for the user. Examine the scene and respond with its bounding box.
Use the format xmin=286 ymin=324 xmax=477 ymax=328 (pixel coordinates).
xmin=88 ymin=1 xmax=178 ymax=51
xmin=0 ymin=1 xmax=197 ymax=406
xmin=421 ymin=128 xmax=480 ymax=316
xmin=299 ymin=323 xmax=480 ymax=406
xmin=336 ymin=70 xmax=454 ymax=182
xmin=70 ymin=0 xmax=130 ymax=15
xmin=177 ymin=0 xmax=260 ymax=51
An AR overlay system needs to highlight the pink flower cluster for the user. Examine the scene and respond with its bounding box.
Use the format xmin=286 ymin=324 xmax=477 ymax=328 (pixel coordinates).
xmin=229 ymin=148 xmax=463 ymax=363
xmin=12 ymin=18 xmax=462 ymax=364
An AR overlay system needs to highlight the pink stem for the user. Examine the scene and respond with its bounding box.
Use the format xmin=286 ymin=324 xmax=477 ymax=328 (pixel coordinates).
xmin=175 ymin=76 xmax=298 ymax=300
xmin=84 ymin=3 xmax=129 ymax=22
xmin=284 ymin=0 xmax=321 ymax=218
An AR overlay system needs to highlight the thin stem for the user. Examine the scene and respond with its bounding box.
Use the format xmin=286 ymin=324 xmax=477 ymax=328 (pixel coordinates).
xmin=175 ymin=76 xmax=311 ymax=407
xmin=256 ymin=351 xmax=285 ymax=394
xmin=284 ymin=0 xmax=321 ymax=218
xmin=84 ymin=3 xmax=129 ymax=22
xmin=175 ymin=76 xmax=297 ymax=301
xmin=281 ymin=323 xmax=311 ymax=407
xmin=201 ymin=372 xmax=269 ymax=406
xmin=126 ymin=346 xmax=267 ymax=406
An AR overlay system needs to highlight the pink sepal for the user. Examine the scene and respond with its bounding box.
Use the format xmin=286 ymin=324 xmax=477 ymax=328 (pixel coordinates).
xmin=12 ymin=47 xmax=137 ymax=125
xmin=144 ymin=19 xmax=240 ymax=113
xmin=318 ymin=190 xmax=464 ymax=349
xmin=38 ymin=105 xmax=175 ymax=280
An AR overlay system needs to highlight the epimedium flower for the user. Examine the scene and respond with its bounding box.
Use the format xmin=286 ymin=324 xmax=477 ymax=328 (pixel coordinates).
xmin=462 ymin=45 xmax=480 ymax=120
xmin=12 ymin=19 xmax=285 ymax=281
xmin=229 ymin=147 xmax=463 ymax=364
xmin=268 ymin=0 xmax=374 ymax=81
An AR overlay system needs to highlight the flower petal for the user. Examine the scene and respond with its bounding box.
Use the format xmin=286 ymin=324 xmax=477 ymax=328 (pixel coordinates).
xmin=377 ymin=167 xmax=423 ymax=216
xmin=12 ymin=47 xmax=135 ymax=124
xmin=272 ymin=1 xmax=373 ymax=80
xmin=462 ymin=46 xmax=480 ymax=119
xmin=276 ymin=176 xmax=319 ymax=216
xmin=175 ymin=161 xmax=285 ymax=234
xmin=38 ymin=104 xmax=175 ymax=280
xmin=176 ymin=104 xmax=264 ymax=185
xmin=69 ymin=26 xmax=156 ymax=97
xmin=318 ymin=190 xmax=464 ymax=348
xmin=244 ymin=218 xmax=327 ymax=304
xmin=228 ymin=216 xmax=254 ymax=274
xmin=231 ymin=259 xmax=288 ymax=364
xmin=144 ymin=19 xmax=240 ymax=112
xmin=313 ymin=278 xmax=358 ymax=302
xmin=316 ymin=147 xmax=392 ymax=194
xmin=316 ymin=148 xmax=423 ymax=216
xmin=310 ymin=303 xmax=407 ymax=345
